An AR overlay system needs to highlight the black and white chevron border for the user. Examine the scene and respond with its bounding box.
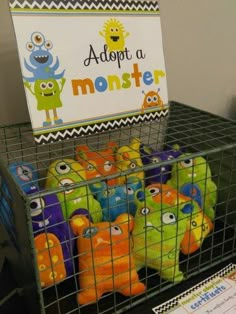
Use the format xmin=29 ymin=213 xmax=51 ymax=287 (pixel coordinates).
xmin=34 ymin=109 xmax=168 ymax=144
xmin=9 ymin=0 xmax=159 ymax=11
xmin=153 ymin=263 xmax=236 ymax=314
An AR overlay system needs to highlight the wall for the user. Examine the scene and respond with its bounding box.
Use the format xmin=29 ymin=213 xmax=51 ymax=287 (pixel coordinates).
xmin=0 ymin=0 xmax=236 ymax=124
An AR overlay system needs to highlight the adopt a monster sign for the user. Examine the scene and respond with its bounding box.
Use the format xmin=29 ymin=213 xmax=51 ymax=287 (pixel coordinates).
xmin=9 ymin=0 xmax=168 ymax=144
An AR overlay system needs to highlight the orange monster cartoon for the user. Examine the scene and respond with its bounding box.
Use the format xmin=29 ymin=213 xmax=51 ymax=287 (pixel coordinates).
xmin=71 ymin=213 xmax=145 ymax=305
xmin=141 ymin=89 xmax=164 ymax=113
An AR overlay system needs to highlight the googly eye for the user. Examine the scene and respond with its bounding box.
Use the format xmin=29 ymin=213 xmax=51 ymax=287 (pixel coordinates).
xmin=167 ymin=155 xmax=174 ymax=161
xmin=30 ymin=197 xmax=45 ymax=217
xmin=148 ymin=187 xmax=160 ymax=196
xmin=47 ymin=82 xmax=54 ymax=89
xmin=31 ymin=32 xmax=45 ymax=47
xmin=87 ymin=164 xmax=96 ymax=171
xmin=59 ymin=178 xmax=74 ymax=194
xmin=83 ymin=227 xmax=98 ymax=238
xmin=16 ymin=165 xmax=33 ymax=182
xmin=129 ymin=161 xmax=136 ymax=169
xmin=126 ymin=186 xmax=134 ymax=195
xmin=111 ymin=225 xmax=122 ymax=235
xmin=152 ymin=95 xmax=158 ymax=102
xmin=180 ymin=159 xmax=193 ymax=168
xmin=104 ymin=161 xmax=112 ymax=172
xmin=40 ymin=82 xmax=47 ymax=90
xmin=162 ymin=212 xmax=176 ymax=225
xmin=55 ymin=161 xmax=71 ymax=174
xmin=140 ymin=207 xmax=150 ymax=215
xmin=146 ymin=96 xmax=152 ymax=104
xmin=44 ymin=40 xmax=53 ymax=50
xmin=151 ymin=157 xmax=161 ymax=164
xmin=26 ymin=42 xmax=34 ymax=51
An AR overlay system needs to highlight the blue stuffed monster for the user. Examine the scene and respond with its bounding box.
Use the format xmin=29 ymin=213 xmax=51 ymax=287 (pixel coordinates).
xmin=90 ymin=177 xmax=143 ymax=221
xmin=140 ymin=144 xmax=183 ymax=185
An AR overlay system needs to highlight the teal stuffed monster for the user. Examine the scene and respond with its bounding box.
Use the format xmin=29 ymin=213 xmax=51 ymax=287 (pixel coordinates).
xmin=132 ymin=188 xmax=195 ymax=282
xmin=45 ymin=159 xmax=102 ymax=222
xmin=167 ymin=153 xmax=217 ymax=220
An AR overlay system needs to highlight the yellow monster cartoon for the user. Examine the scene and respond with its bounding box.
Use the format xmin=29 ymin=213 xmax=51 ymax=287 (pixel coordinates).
xmin=99 ymin=18 xmax=129 ymax=52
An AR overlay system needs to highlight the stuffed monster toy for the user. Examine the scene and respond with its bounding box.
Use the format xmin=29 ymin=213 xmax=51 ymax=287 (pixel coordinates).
xmin=30 ymin=192 xmax=76 ymax=287
xmin=167 ymin=153 xmax=217 ymax=220
xmin=71 ymin=213 xmax=145 ymax=305
xmin=115 ymin=138 xmax=144 ymax=185
xmin=146 ymin=183 xmax=213 ymax=255
xmin=75 ymin=142 xmax=118 ymax=186
xmin=8 ymin=161 xmax=39 ymax=193
xmin=140 ymin=144 xmax=183 ymax=185
xmin=89 ymin=177 xmax=142 ymax=221
xmin=45 ymin=159 xmax=102 ymax=222
xmin=132 ymin=187 xmax=195 ymax=282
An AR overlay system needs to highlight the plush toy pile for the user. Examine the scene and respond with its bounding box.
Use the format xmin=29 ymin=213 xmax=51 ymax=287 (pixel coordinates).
xmin=3 ymin=138 xmax=217 ymax=304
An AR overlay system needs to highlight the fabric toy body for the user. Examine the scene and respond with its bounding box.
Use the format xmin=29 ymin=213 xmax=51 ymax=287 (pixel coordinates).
xmin=167 ymin=153 xmax=217 ymax=220
xmin=75 ymin=142 xmax=118 ymax=186
xmin=71 ymin=213 xmax=145 ymax=305
xmin=140 ymin=144 xmax=182 ymax=185
xmin=8 ymin=161 xmax=39 ymax=193
xmin=45 ymin=159 xmax=102 ymax=222
xmin=146 ymin=183 xmax=213 ymax=254
xmin=90 ymin=177 xmax=142 ymax=221
xmin=133 ymin=187 xmax=194 ymax=282
xmin=0 ymin=174 xmax=18 ymax=249
xmin=115 ymin=138 xmax=144 ymax=184
xmin=30 ymin=192 xmax=74 ymax=287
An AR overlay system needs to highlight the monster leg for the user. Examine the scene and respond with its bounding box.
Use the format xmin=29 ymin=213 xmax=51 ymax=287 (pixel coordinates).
xmin=78 ymin=287 xmax=103 ymax=305
xmin=43 ymin=110 xmax=52 ymax=127
xmin=53 ymin=108 xmax=63 ymax=124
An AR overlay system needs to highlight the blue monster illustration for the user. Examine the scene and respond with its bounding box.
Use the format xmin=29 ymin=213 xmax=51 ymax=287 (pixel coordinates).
xmin=24 ymin=32 xmax=65 ymax=82
xmin=90 ymin=177 xmax=142 ymax=221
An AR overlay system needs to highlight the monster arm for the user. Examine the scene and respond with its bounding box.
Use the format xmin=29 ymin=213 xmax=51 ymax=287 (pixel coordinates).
xmin=24 ymin=81 xmax=35 ymax=96
xmin=51 ymin=56 xmax=59 ymax=72
xmin=24 ymin=58 xmax=35 ymax=73
xmin=60 ymin=77 xmax=66 ymax=92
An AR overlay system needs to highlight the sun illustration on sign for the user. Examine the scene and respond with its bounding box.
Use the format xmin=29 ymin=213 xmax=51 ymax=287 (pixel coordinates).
xmin=99 ymin=18 xmax=129 ymax=52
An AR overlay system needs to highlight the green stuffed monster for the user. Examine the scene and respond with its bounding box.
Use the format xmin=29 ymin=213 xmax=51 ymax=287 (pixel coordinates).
xmin=45 ymin=159 xmax=102 ymax=222
xmin=132 ymin=188 xmax=195 ymax=282
xmin=167 ymin=153 xmax=217 ymax=220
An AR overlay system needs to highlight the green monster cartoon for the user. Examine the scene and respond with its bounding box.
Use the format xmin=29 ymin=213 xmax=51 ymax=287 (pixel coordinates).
xmin=24 ymin=78 xmax=65 ymax=127
xmin=167 ymin=153 xmax=217 ymax=220
xmin=45 ymin=159 xmax=102 ymax=223
xmin=132 ymin=188 xmax=195 ymax=282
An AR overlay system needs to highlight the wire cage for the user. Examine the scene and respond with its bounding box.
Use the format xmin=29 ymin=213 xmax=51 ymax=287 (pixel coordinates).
xmin=1 ymin=101 xmax=236 ymax=314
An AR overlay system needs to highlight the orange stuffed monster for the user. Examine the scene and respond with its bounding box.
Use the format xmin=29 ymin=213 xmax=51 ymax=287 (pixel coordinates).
xmin=71 ymin=213 xmax=145 ymax=305
xmin=75 ymin=142 xmax=118 ymax=186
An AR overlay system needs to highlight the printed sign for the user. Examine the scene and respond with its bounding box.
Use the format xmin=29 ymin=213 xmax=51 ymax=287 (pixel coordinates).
xmin=9 ymin=0 xmax=168 ymax=144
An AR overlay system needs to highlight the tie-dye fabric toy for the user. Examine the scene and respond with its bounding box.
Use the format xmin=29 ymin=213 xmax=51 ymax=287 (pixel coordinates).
xmin=140 ymin=144 xmax=183 ymax=185
xmin=8 ymin=161 xmax=39 ymax=193
xmin=71 ymin=213 xmax=145 ymax=305
xmin=89 ymin=177 xmax=142 ymax=221
xmin=146 ymin=183 xmax=213 ymax=255
xmin=167 ymin=153 xmax=217 ymax=220
xmin=132 ymin=186 xmax=194 ymax=282
xmin=115 ymin=138 xmax=144 ymax=185
xmin=45 ymin=159 xmax=102 ymax=222
xmin=75 ymin=142 xmax=118 ymax=186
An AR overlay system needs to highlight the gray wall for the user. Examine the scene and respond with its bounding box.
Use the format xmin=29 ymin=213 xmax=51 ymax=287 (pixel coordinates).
xmin=0 ymin=0 xmax=236 ymax=124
